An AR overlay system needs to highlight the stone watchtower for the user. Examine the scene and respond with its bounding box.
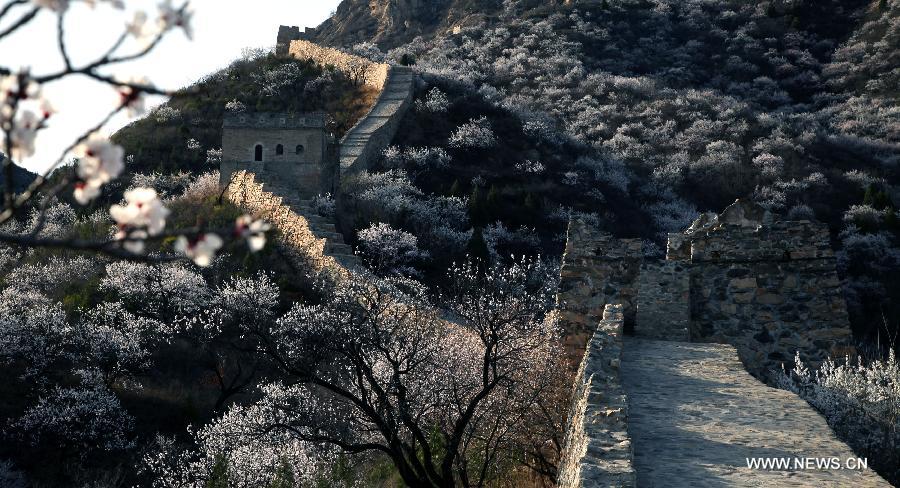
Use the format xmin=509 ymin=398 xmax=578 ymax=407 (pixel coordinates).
xmin=277 ymin=25 xmax=318 ymax=56
xmin=219 ymin=112 xmax=338 ymax=198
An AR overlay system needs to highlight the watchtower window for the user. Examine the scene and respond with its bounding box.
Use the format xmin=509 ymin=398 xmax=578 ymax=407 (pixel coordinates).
xmin=254 ymin=144 xmax=263 ymax=161
xmin=276 ymin=144 xmax=284 ymax=155
xmin=295 ymin=144 xmax=304 ymax=155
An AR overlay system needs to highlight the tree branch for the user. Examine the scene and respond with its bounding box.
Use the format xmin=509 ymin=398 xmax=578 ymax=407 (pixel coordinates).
xmin=0 ymin=5 xmax=37 ymax=41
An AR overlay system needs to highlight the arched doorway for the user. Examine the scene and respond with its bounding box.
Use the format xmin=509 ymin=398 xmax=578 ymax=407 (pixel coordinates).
xmin=254 ymin=144 xmax=263 ymax=161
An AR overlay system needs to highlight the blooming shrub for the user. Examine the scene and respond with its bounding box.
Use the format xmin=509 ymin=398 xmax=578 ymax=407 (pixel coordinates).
xmin=416 ymin=87 xmax=450 ymax=113
xmin=357 ymin=222 xmax=428 ymax=275
xmin=11 ymin=370 xmax=135 ymax=452
xmin=777 ymin=352 xmax=900 ymax=482
xmin=448 ymin=116 xmax=496 ymax=149
xmin=310 ymin=193 xmax=335 ymax=218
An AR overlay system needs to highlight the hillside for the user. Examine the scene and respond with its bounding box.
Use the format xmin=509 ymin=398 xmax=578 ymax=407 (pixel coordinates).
xmin=111 ymin=51 xmax=379 ymax=176
xmin=2 ymin=0 xmax=900 ymax=486
xmin=0 ymin=158 xmax=37 ymax=194
xmin=312 ymin=0 xmax=507 ymax=48
xmin=319 ymin=0 xmax=900 ymax=346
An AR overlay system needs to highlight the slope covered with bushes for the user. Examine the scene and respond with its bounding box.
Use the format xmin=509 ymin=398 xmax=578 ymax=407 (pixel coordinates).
xmin=111 ymin=50 xmax=379 ymax=176
xmin=331 ymin=0 xmax=900 ymax=347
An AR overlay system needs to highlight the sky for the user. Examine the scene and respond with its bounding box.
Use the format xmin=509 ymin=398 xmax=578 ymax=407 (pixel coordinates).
xmin=1 ymin=0 xmax=342 ymax=174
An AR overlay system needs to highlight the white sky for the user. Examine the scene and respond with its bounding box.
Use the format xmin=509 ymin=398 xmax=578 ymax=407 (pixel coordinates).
xmin=1 ymin=0 xmax=341 ymax=173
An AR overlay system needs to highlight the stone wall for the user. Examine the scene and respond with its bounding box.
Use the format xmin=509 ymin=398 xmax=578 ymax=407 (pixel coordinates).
xmin=284 ymin=39 xmax=414 ymax=175
xmin=338 ymin=66 xmax=415 ymax=173
xmin=288 ymin=39 xmax=389 ymax=90
xmin=558 ymin=200 xmax=854 ymax=377
xmin=556 ymin=219 xmax=642 ymax=365
xmin=557 ymin=304 xmax=636 ymax=488
xmin=635 ymin=261 xmax=689 ymax=341
xmin=219 ymin=118 xmax=333 ymax=197
xmin=224 ymin=170 xmax=350 ymax=280
xmin=677 ymin=205 xmax=854 ymax=376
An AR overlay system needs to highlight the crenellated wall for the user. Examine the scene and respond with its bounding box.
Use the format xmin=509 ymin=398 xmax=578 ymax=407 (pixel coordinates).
xmin=556 ymin=200 xmax=857 ymax=487
xmin=678 ymin=213 xmax=853 ymax=376
xmin=223 ymin=170 xmax=358 ymax=279
xmin=557 ymin=199 xmax=854 ymax=377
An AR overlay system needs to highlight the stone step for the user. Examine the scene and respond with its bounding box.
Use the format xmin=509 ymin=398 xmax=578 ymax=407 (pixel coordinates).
xmin=329 ymin=253 xmax=361 ymax=269
xmin=313 ymin=230 xmax=345 ymax=242
xmin=307 ymin=220 xmax=335 ymax=233
xmin=325 ymin=241 xmax=353 ymax=255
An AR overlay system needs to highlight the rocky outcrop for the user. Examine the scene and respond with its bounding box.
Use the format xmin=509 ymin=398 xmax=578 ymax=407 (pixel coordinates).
xmin=307 ymin=0 xmax=506 ymax=48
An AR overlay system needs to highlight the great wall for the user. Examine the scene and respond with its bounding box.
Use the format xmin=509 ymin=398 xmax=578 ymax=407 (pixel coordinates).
xmin=218 ymin=27 xmax=890 ymax=487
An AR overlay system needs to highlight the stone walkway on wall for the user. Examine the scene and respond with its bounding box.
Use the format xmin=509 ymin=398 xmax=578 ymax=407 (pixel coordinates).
xmin=340 ymin=66 xmax=415 ymax=171
xmin=620 ymin=337 xmax=888 ymax=487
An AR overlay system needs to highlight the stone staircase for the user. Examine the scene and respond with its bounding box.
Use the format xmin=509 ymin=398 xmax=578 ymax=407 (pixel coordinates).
xmin=256 ymin=178 xmax=361 ymax=269
xmin=340 ymin=66 xmax=415 ymax=171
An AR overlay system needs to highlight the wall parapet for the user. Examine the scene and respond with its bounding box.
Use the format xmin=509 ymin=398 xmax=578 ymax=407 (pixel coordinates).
xmin=284 ymin=39 xmax=415 ymax=176
xmin=288 ymin=39 xmax=389 ymax=90
xmin=224 ymin=170 xmax=353 ymax=281
xmin=557 ymin=304 xmax=636 ymax=488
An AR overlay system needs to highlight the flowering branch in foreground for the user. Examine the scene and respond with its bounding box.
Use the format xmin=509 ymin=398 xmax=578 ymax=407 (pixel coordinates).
xmin=0 ymin=0 xmax=269 ymax=263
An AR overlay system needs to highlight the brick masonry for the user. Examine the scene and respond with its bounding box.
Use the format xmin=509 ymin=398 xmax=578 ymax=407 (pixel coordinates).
xmin=219 ymin=113 xmax=336 ymax=198
xmin=635 ymin=260 xmax=690 ymax=341
xmin=557 ymin=199 xmax=853 ymax=377
xmin=222 ymin=36 xmax=416 ymax=261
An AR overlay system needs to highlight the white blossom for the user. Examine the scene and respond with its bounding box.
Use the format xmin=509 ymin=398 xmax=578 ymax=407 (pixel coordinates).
xmin=175 ymin=233 xmax=224 ymax=267
xmin=125 ymin=10 xmax=150 ymax=39
xmin=157 ymin=0 xmax=193 ymax=39
xmin=110 ymin=187 xmax=169 ymax=236
xmin=448 ymin=116 xmax=496 ymax=149
xmin=357 ymin=222 xmax=427 ymax=275
xmin=235 ymin=215 xmax=270 ymax=252
xmin=11 ymin=370 xmax=135 ymax=451
xmin=118 ymin=78 xmax=150 ymax=116
xmin=74 ymin=135 xmax=124 ymax=204
xmin=9 ymin=110 xmax=40 ymax=161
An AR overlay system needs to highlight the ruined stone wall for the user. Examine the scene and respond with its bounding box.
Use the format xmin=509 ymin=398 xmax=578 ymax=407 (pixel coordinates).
xmin=682 ymin=219 xmax=853 ymax=376
xmin=288 ymin=39 xmax=389 ymax=90
xmin=635 ymin=261 xmax=690 ymax=341
xmin=557 ymin=304 xmax=636 ymax=488
xmin=555 ymin=219 xmax=642 ymax=365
